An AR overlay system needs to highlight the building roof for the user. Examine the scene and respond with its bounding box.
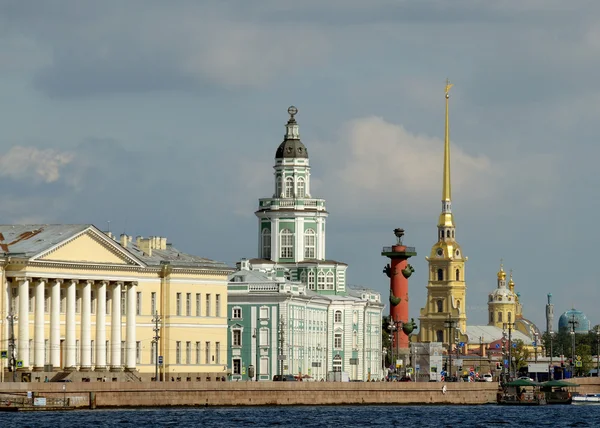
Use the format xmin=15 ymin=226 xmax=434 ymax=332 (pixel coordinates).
xmin=465 ymin=325 xmax=532 ymax=344
xmin=0 ymin=224 xmax=90 ymax=256
xmin=123 ymin=241 xmax=230 ymax=270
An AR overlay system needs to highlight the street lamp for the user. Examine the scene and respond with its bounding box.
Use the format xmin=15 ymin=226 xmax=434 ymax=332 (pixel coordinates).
xmin=502 ymin=323 xmax=515 ymax=380
xmin=568 ymin=314 xmax=579 ymax=376
xmin=595 ymin=326 xmax=600 ymax=377
xmin=388 ymin=318 xmax=404 ymax=376
xmin=444 ymin=315 xmax=457 ymax=380
xmin=501 ymin=331 xmax=507 ymax=383
xmin=548 ymin=331 xmax=554 ymax=380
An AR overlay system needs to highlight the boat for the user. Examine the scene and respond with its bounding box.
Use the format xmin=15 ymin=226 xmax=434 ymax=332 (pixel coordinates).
xmin=572 ymin=394 xmax=600 ymax=405
xmin=540 ymin=380 xmax=579 ymax=405
xmin=497 ymin=379 xmax=547 ymax=405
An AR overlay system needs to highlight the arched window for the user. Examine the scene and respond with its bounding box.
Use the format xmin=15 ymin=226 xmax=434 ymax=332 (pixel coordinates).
xmin=299 ymin=271 xmax=307 ymax=285
xmin=455 ymin=269 xmax=460 ymax=281
xmin=334 ymin=310 xmax=342 ymax=323
xmin=307 ymin=271 xmax=315 ymax=290
xmin=446 ymin=230 xmax=450 ymax=238
xmin=297 ymin=178 xmax=305 ymax=198
xmin=304 ymin=228 xmax=316 ymax=258
xmin=261 ymin=228 xmax=271 ymax=259
xmin=276 ymin=178 xmax=282 ymax=197
xmin=439 ymin=230 xmax=444 ymax=240
xmin=497 ymin=312 xmax=503 ymax=323
xmin=452 ymin=230 xmax=455 ymax=238
xmin=437 ymin=300 xmax=443 ymax=313
xmin=352 ymin=331 xmax=358 ymax=349
xmin=489 ymin=312 xmax=494 ymax=323
xmin=456 ymin=300 xmax=461 ymax=311
xmin=436 ymin=330 xmax=444 ymax=342
xmin=280 ymin=229 xmax=294 ymax=258
xmin=285 ymin=177 xmax=294 ymax=198
xmin=437 ymin=269 xmax=443 ymax=281
xmin=326 ymin=272 xmax=334 ymax=290
xmin=317 ymin=271 xmax=325 ymax=290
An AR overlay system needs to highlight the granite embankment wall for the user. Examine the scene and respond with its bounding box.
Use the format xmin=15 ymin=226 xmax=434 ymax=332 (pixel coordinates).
xmin=0 ymin=378 xmax=598 ymax=408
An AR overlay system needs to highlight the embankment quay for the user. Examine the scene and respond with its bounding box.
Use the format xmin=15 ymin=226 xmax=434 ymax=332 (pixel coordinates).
xmin=0 ymin=378 xmax=599 ymax=408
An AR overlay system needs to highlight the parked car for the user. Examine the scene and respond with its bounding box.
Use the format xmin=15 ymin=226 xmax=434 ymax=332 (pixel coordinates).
xmin=482 ymin=374 xmax=493 ymax=382
xmin=518 ymin=376 xmax=534 ymax=382
xmin=273 ymin=374 xmax=297 ymax=381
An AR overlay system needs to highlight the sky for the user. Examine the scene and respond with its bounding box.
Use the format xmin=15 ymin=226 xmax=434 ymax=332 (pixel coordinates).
xmin=0 ymin=0 xmax=599 ymax=332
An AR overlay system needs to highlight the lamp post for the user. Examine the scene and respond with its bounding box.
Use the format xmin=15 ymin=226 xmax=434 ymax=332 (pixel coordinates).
xmin=595 ymin=326 xmax=599 ymax=377
xmin=549 ymin=331 xmax=554 ymax=380
xmin=151 ymin=312 xmax=161 ymax=382
xmin=382 ymin=347 xmax=387 ymax=379
xmin=533 ymin=332 xmax=539 ymax=381
xmin=388 ymin=317 xmax=404 ymax=377
xmin=568 ymin=314 xmax=579 ymax=376
xmin=444 ymin=315 xmax=457 ymax=380
xmin=501 ymin=331 xmax=507 ymax=383
xmin=503 ymin=323 xmax=515 ymax=380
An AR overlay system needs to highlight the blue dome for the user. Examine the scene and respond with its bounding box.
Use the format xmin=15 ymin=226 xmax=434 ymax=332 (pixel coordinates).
xmin=558 ymin=308 xmax=591 ymax=333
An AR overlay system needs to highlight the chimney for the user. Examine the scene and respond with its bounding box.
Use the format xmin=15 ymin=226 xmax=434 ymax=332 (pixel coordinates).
xmin=160 ymin=237 xmax=167 ymax=250
xmin=137 ymin=237 xmax=152 ymax=257
xmin=120 ymin=234 xmax=129 ymax=247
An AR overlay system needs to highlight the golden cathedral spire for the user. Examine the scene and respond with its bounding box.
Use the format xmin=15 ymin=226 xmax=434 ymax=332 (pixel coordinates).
xmin=442 ymin=79 xmax=453 ymax=204
xmin=497 ymin=258 xmax=506 ymax=280
xmin=508 ymin=269 xmax=515 ymax=292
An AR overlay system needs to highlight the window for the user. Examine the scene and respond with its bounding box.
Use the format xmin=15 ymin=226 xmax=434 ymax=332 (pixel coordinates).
xmin=276 ymin=177 xmax=282 ymax=198
xmin=76 ymin=340 xmax=80 ymax=365
xmin=497 ymin=312 xmax=503 ymax=323
xmin=436 ymin=330 xmax=444 ymax=342
xmin=446 ymin=230 xmax=450 ymax=238
xmin=44 ymin=339 xmax=49 ymax=364
xmin=299 ymin=271 xmax=307 ymax=284
xmin=176 ymin=293 xmax=181 ymax=316
xmin=151 ymin=292 xmax=156 ymax=315
xmin=60 ymin=289 xmax=65 ymax=313
xmin=205 ymin=342 xmax=211 ymax=364
xmin=233 ymin=330 xmax=242 ymax=347
xmin=437 ymin=300 xmax=443 ymax=313
xmin=489 ymin=312 xmax=494 ymax=323
xmin=186 ymin=293 xmax=191 ymax=316
xmin=304 ymin=229 xmax=316 ymax=258
xmin=259 ymin=307 xmax=269 ymax=319
xmin=136 ymin=292 xmax=142 ymax=316
xmin=106 ymin=295 xmax=110 ymax=315
xmin=280 ymin=229 xmax=294 ymax=258
xmin=352 ymin=331 xmax=358 ymax=349
xmin=11 ymin=287 xmax=17 ymax=313
xmin=176 ymin=342 xmax=181 ymax=364
xmin=455 ymin=269 xmax=460 ymax=281
xmin=508 ymin=312 xmax=512 ymax=322
xmin=121 ymin=291 xmax=126 ymax=316
xmin=29 ymin=288 xmax=33 ymax=313
xmin=334 ymin=333 xmax=342 ymax=349
xmin=75 ymin=290 xmax=80 ymax=313
xmin=186 ymin=341 xmax=191 ymax=364
xmin=261 ymin=229 xmax=271 ymax=259
xmin=284 ymin=177 xmax=294 ymax=198
xmin=91 ymin=340 xmax=95 ymax=364
xmin=196 ymin=342 xmax=201 ymax=364
xmin=326 ymin=272 xmax=334 ymax=290
xmin=91 ymin=291 xmax=96 ymax=314
xmin=307 ymin=271 xmax=315 ymax=290
xmin=259 ymin=329 xmax=268 ymax=347
xmin=216 ymin=294 xmax=221 ymax=317
xmin=317 ymin=271 xmax=325 ymax=290
xmin=233 ymin=359 xmax=241 ymax=375
xmin=151 ymin=342 xmax=156 ymax=365
xmin=297 ymin=178 xmax=305 ymax=198
xmin=106 ymin=340 xmax=110 ymax=365
xmin=205 ymin=294 xmax=211 ymax=317
xmin=260 ymin=357 xmax=269 ymax=376
xmin=196 ymin=293 xmax=201 ymax=316
xmin=437 ymin=269 xmax=443 ymax=281
xmin=121 ymin=341 xmax=125 ymax=363
xmin=232 ymin=307 xmax=242 ymax=319
xmin=334 ymin=310 xmax=342 ymax=323
xmin=215 ymin=342 xmax=220 ymax=364
xmin=136 ymin=341 xmax=141 ymax=364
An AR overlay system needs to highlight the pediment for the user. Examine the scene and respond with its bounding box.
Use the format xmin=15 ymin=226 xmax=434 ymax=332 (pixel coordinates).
xmin=32 ymin=227 xmax=144 ymax=266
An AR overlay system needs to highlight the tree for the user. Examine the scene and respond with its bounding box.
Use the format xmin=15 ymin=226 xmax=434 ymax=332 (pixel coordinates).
xmin=511 ymin=339 xmax=531 ymax=374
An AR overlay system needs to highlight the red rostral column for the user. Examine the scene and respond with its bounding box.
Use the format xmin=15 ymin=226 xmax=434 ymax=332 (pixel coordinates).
xmin=382 ymin=228 xmax=417 ymax=353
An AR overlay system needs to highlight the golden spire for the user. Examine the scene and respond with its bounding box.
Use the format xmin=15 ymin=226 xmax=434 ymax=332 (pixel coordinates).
xmin=442 ymin=79 xmax=453 ymax=203
xmin=497 ymin=258 xmax=506 ymax=280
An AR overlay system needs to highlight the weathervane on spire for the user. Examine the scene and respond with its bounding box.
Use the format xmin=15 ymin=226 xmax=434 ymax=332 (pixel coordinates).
xmin=445 ymin=78 xmax=453 ymax=99
xmin=287 ymin=105 xmax=298 ymax=119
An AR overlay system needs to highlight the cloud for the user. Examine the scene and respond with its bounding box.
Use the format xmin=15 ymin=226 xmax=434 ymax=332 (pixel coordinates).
xmin=311 ymin=116 xmax=558 ymax=220
xmin=0 ymin=146 xmax=74 ymax=184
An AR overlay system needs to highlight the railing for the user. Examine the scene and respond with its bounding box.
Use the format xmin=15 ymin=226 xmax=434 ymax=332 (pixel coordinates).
xmin=249 ymin=284 xmax=279 ymax=292
xmin=382 ymin=246 xmax=416 ymax=253
xmin=258 ymin=198 xmax=326 ymax=211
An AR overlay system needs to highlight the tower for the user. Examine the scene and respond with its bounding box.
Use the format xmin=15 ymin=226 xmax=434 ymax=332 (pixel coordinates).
xmin=382 ymin=228 xmax=417 ymax=365
xmin=487 ymin=261 xmax=517 ymax=328
xmin=546 ymin=293 xmax=554 ymax=334
xmin=254 ymin=106 xmax=347 ymax=294
xmin=419 ymin=80 xmax=468 ymax=343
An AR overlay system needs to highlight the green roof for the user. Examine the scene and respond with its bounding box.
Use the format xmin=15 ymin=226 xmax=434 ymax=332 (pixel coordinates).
xmin=542 ymin=380 xmax=579 ymax=388
xmin=505 ymin=379 xmax=541 ymax=387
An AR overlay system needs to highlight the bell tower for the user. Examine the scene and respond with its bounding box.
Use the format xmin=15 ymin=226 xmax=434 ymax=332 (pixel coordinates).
xmin=419 ymin=80 xmax=468 ymax=344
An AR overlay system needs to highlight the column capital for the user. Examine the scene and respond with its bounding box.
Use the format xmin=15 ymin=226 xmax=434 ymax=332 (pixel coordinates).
xmin=36 ymin=278 xmax=49 ymax=284
xmin=51 ymin=278 xmax=64 ymax=284
xmin=13 ymin=276 xmax=31 ymax=283
xmin=128 ymin=281 xmax=138 ymax=287
xmin=83 ymin=279 xmax=95 ymax=285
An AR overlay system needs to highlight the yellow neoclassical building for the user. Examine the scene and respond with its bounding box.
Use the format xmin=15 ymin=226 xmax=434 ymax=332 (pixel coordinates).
xmin=0 ymin=224 xmax=231 ymax=382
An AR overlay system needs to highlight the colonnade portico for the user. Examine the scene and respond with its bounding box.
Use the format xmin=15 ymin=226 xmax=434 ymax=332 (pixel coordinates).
xmin=9 ymin=277 xmax=137 ymax=372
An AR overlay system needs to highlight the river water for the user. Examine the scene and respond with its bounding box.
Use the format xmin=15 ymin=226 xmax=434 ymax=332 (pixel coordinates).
xmin=1 ymin=405 xmax=598 ymax=427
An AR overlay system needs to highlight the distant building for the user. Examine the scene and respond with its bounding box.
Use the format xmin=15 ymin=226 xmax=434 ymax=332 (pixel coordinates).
xmin=227 ymin=107 xmax=384 ymax=381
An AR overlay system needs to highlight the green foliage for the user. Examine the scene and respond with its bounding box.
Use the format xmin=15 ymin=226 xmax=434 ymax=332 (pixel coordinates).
xmin=511 ymin=339 xmax=531 ymax=370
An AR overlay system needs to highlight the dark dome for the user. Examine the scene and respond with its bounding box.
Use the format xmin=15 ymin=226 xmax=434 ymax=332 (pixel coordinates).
xmin=558 ymin=308 xmax=591 ymax=333
xmin=275 ymin=138 xmax=308 ymax=159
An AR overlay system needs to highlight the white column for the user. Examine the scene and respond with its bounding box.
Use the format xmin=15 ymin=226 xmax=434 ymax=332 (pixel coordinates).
xmin=126 ymin=283 xmax=136 ymax=370
xmin=50 ymin=279 xmax=61 ymax=369
xmin=111 ymin=282 xmax=122 ymax=370
xmin=17 ymin=278 xmax=30 ymax=368
xmin=80 ymin=280 xmax=92 ymax=370
xmin=65 ymin=280 xmax=77 ymax=369
xmin=95 ymin=281 xmax=107 ymax=370
xmin=34 ymin=279 xmax=46 ymax=370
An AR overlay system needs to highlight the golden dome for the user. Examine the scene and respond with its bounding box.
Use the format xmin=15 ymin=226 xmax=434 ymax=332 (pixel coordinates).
xmin=497 ymin=260 xmax=506 ymax=280
xmin=508 ymin=269 xmax=515 ymax=289
xmin=429 ymin=241 xmax=463 ymax=260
